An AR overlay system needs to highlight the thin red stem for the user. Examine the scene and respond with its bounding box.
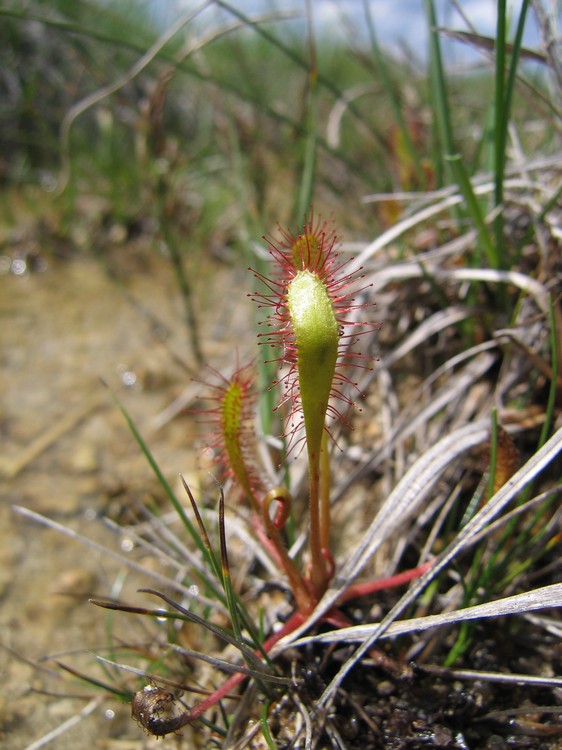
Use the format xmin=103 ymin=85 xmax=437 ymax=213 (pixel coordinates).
xmin=337 ymin=560 xmax=434 ymax=604
xmin=262 ymin=491 xmax=314 ymax=613
xmin=136 ymin=561 xmax=433 ymax=735
xmin=174 ymin=611 xmax=307 ymax=726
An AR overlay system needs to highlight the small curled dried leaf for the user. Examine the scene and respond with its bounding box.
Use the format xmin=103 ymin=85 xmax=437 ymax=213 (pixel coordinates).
xmin=132 ymin=684 xmax=191 ymax=737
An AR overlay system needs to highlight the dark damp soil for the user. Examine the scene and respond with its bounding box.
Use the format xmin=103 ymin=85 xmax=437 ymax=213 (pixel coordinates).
xmin=267 ymin=616 xmax=562 ymax=750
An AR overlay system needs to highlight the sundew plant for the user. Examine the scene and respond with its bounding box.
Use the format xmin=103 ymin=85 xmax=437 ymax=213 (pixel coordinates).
xmin=85 ymin=204 xmax=562 ymax=745
xmin=91 ymin=211 xmax=392 ymax=736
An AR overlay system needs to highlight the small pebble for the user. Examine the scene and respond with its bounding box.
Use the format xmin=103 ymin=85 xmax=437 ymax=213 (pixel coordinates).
xmin=377 ymin=680 xmax=395 ymax=697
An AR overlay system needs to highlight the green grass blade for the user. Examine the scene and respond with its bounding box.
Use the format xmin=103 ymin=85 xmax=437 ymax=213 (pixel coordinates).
xmin=446 ymin=154 xmax=498 ymax=267
xmin=297 ymin=0 xmax=320 ymax=218
xmin=295 ymin=64 xmax=318 ymax=220
xmin=362 ymin=0 xmax=422 ymax=180
xmin=425 ymin=0 xmax=454 ymax=184
xmin=215 ymin=0 xmax=381 ymax=146
xmin=104 ymin=384 xmax=214 ymax=568
xmin=136 ymin=590 xmax=279 ymax=677
xmin=180 ymin=475 xmax=225 ymax=586
xmin=536 ymin=298 xmax=559 ymax=451
xmin=260 ymin=700 xmax=278 ymax=750
xmin=486 ymin=409 xmax=499 ymax=504
xmin=56 ymin=661 xmax=132 ymax=700
xmin=493 ymin=0 xmax=530 ymax=267
xmin=218 ymin=485 xmax=243 ymax=638
xmin=493 ymin=0 xmax=507 ymax=222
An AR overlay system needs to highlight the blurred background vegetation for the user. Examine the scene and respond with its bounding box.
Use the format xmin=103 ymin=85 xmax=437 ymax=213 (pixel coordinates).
xmin=1 ymin=0 xmax=560 ymax=427
xmin=2 ymin=0 xmax=558 ymax=243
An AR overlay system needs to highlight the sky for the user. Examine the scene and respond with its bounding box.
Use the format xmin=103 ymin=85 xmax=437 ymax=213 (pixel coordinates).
xmin=151 ymin=0 xmax=552 ymax=65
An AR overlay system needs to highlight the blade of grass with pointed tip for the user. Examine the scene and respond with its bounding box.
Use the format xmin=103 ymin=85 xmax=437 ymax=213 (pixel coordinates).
xmin=537 ymin=298 xmax=559 ymax=450
xmin=167 ymin=644 xmax=290 ymax=686
xmin=180 ymin=475 xmax=223 ymax=584
xmin=90 ymin=596 xmax=259 ymax=669
xmin=291 ymin=583 xmax=562 ymax=646
xmin=215 ymin=0 xmax=380 ymax=145
xmin=295 ymin=0 xmax=318 ymax=220
xmin=494 ymin=0 xmax=507 ymax=229
xmin=478 ymin=298 xmax=561 ymax=595
xmin=261 ymin=700 xmax=278 ymax=750
xmin=182 ymin=477 xmax=272 ymax=664
xmin=92 ymin=656 xmax=221 ymax=697
xmin=13 ymin=505 xmax=224 ymax=611
xmin=216 ymin=486 xmax=246 ymax=648
xmin=315 ymin=425 xmax=562 ymax=703
xmin=493 ymin=0 xmax=531 ymax=266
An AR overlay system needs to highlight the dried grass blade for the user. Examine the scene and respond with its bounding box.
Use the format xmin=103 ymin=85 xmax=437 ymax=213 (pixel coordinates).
xmin=316 ymin=424 xmax=562 ymax=705
xmin=13 ymin=505 xmax=224 ymax=612
xmin=275 ymin=419 xmax=491 ymax=646
xmin=292 ymin=583 xmax=562 ymax=645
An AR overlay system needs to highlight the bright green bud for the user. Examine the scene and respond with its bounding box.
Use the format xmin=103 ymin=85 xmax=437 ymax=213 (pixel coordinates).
xmin=287 ymin=269 xmax=339 ymax=459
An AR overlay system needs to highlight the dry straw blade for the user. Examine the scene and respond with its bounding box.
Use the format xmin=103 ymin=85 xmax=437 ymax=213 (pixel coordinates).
xmin=12 ymin=505 xmax=226 ymax=613
xmin=276 ymin=418 xmax=492 ymax=644
xmin=304 ymin=423 xmax=562 ymax=706
xmin=291 ymin=583 xmax=562 ymax=646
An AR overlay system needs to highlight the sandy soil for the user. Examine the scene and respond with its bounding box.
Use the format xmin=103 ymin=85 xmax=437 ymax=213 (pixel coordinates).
xmin=0 ymin=244 xmax=252 ymax=749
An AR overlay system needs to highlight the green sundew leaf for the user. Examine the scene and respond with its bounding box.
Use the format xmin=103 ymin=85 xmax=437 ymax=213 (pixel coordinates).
xmin=220 ymin=380 xmax=255 ymax=500
xmin=287 ymin=270 xmax=339 ymax=460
